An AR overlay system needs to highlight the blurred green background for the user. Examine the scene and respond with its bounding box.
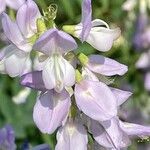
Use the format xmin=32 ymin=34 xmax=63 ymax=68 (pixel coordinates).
xmin=0 ymin=0 xmax=150 ymax=149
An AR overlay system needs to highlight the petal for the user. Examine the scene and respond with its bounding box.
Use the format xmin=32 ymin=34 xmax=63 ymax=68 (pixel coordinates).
xmin=2 ymin=13 xmax=31 ymax=52
xmin=119 ymin=121 xmax=150 ymax=138
xmin=33 ymin=29 xmax=77 ymax=55
xmin=0 ymin=45 xmax=28 ymax=77
xmin=33 ymin=90 xmax=71 ymax=134
xmin=80 ymin=0 xmax=92 ymax=41
xmin=0 ymin=0 xmax=6 ymax=14
xmin=16 ymin=0 xmax=41 ymax=38
xmin=110 ymin=87 xmax=132 ymax=106
xmin=42 ymin=57 xmax=56 ymax=91
xmin=90 ymin=118 xmax=131 ymax=149
xmin=75 ymin=80 xmax=117 ymax=121
xmin=42 ymin=56 xmax=75 ymax=92
xmin=56 ymin=120 xmax=88 ymax=150
xmin=82 ymin=67 xmax=99 ymax=81
xmin=86 ymin=21 xmax=121 ymax=51
xmin=136 ymin=51 xmax=150 ymax=69
xmin=20 ymin=71 xmax=46 ymax=91
xmin=33 ymin=55 xmax=47 ymax=71
xmin=5 ymin=0 xmax=25 ymax=10
xmin=87 ymin=55 xmax=128 ymax=76
xmin=21 ymin=57 xmax=32 ymax=75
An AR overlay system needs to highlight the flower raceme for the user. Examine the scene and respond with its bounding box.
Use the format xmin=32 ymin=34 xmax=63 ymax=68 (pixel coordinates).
xmin=1 ymin=0 xmax=150 ymax=149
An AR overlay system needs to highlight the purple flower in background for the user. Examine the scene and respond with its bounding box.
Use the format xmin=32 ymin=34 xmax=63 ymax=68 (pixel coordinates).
xmin=0 ymin=0 xmax=41 ymax=77
xmin=0 ymin=0 xmax=25 ymax=14
xmin=0 ymin=125 xmax=16 ymax=150
xmin=136 ymin=50 xmax=150 ymax=91
xmin=133 ymin=12 xmax=148 ymax=50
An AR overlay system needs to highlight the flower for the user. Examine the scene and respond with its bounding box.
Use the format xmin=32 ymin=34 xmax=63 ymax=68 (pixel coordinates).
xmin=63 ymin=0 xmax=121 ymax=52
xmin=32 ymin=28 xmax=77 ymax=92
xmin=0 ymin=0 xmax=41 ymax=77
xmin=33 ymin=89 xmax=71 ymax=134
xmin=75 ymin=79 xmax=117 ymax=122
xmin=0 ymin=125 xmax=16 ymax=150
xmin=55 ymin=119 xmax=88 ymax=150
xmin=79 ymin=54 xmax=128 ymax=76
xmin=0 ymin=0 xmax=25 ymax=14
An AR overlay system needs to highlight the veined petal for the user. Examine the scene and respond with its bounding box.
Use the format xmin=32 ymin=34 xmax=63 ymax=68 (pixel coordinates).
xmin=2 ymin=13 xmax=32 ymax=52
xmin=110 ymin=87 xmax=132 ymax=106
xmin=33 ymin=90 xmax=71 ymax=134
xmin=56 ymin=120 xmax=88 ymax=150
xmin=75 ymin=80 xmax=117 ymax=121
xmin=87 ymin=55 xmax=128 ymax=76
xmin=86 ymin=22 xmax=121 ymax=51
xmin=80 ymin=0 xmax=92 ymax=41
xmin=20 ymin=71 xmax=46 ymax=91
xmin=42 ymin=55 xmax=75 ymax=92
xmin=90 ymin=118 xmax=131 ymax=149
xmin=6 ymin=0 xmax=25 ymax=10
xmin=33 ymin=29 xmax=77 ymax=55
xmin=119 ymin=121 xmax=150 ymax=138
xmin=0 ymin=0 xmax=6 ymax=14
xmin=0 ymin=45 xmax=28 ymax=77
xmin=16 ymin=0 xmax=41 ymax=38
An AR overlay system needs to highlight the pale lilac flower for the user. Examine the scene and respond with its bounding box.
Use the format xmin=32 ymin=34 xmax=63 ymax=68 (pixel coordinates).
xmin=33 ymin=89 xmax=71 ymax=134
xmin=89 ymin=115 xmax=150 ymax=150
xmin=55 ymin=120 xmax=88 ymax=150
xmin=75 ymin=79 xmax=117 ymax=122
xmin=0 ymin=0 xmax=41 ymax=77
xmin=0 ymin=125 xmax=16 ymax=150
xmin=21 ymin=72 xmax=72 ymax=134
xmin=0 ymin=0 xmax=25 ymax=14
xmin=85 ymin=54 xmax=128 ymax=76
xmin=90 ymin=117 xmax=131 ymax=149
xmin=33 ymin=28 xmax=77 ymax=92
xmin=119 ymin=120 xmax=150 ymax=139
xmin=73 ymin=0 xmax=121 ymax=51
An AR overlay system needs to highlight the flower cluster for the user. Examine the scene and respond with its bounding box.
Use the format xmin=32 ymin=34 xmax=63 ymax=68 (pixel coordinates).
xmin=0 ymin=0 xmax=150 ymax=150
